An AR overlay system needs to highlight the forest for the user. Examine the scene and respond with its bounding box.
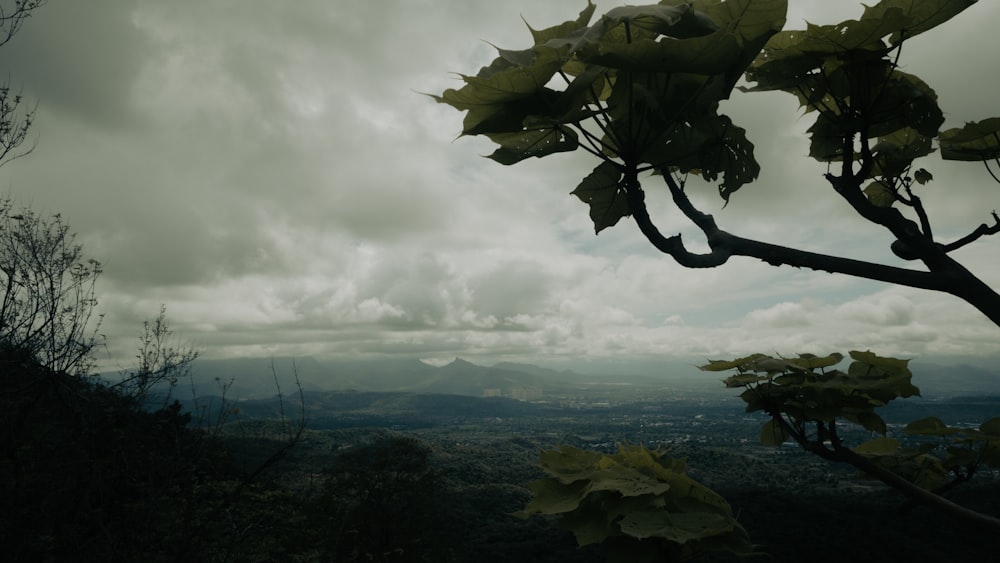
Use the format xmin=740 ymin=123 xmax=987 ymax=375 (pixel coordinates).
xmin=5 ymin=343 xmax=999 ymax=561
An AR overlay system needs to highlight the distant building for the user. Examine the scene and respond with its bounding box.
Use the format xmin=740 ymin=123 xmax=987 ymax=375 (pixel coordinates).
xmin=510 ymin=387 xmax=543 ymax=402
xmin=482 ymin=388 xmax=502 ymax=398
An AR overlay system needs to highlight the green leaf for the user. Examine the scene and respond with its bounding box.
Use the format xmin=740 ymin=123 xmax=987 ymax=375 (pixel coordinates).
xmin=486 ymin=123 xmax=579 ymax=165
xmin=945 ymin=446 xmax=977 ymax=468
xmin=571 ymin=161 xmax=628 ymax=233
xmin=904 ymin=416 xmax=960 ymax=436
xmin=850 ymin=411 xmax=888 ymax=434
xmin=913 ymin=168 xmax=933 ymax=185
xmin=788 ymin=352 xmax=844 ymax=370
xmin=430 ymin=44 xmax=572 ymax=136
xmin=979 ymin=417 xmax=1000 ymax=437
xmin=760 ymin=418 xmax=789 ymax=446
xmin=523 ymin=478 xmax=590 ymax=515
xmin=860 ymin=0 xmax=978 ymax=45
xmin=700 ymin=353 xmax=776 ymax=373
xmin=722 ymin=373 xmax=769 ymax=388
xmin=871 ymin=128 xmax=935 ymax=178
xmin=854 ymin=437 xmax=900 ymax=455
xmin=526 ymin=1 xmax=596 ymax=46
xmin=864 ymin=181 xmax=896 ymax=208
xmin=940 ymin=118 xmax=1000 ymax=161
xmin=618 ymin=509 xmax=734 ymax=544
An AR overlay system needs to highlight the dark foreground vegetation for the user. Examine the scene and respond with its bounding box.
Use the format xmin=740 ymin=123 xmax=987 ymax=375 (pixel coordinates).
xmin=5 ymin=341 xmax=998 ymax=562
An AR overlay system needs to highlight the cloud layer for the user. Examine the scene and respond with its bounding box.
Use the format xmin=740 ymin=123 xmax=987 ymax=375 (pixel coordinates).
xmin=0 ymin=0 xmax=998 ymax=371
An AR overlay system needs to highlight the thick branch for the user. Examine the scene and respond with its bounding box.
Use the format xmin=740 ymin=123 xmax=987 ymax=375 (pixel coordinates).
xmin=627 ymin=171 xmax=1000 ymax=327
xmin=624 ymin=173 xmax=955 ymax=290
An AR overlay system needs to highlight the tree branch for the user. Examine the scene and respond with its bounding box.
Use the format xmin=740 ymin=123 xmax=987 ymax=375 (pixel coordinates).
xmin=941 ymin=211 xmax=1000 ymax=254
xmin=767 ymin=411 xmax=1000 ymax=531
xmin=623 ymin=172 xmax=956 ymax=290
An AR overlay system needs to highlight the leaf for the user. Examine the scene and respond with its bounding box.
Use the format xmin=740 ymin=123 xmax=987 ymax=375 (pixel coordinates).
xmin=871 ymin=128 xmax=935 ymax=178
xmin=526 ymin=1 xmax=596 ymax=47
xmin=571 ymin=161 xmax=628 ymax=233
xmin=864 ymin=181 xmax=896 ymax=208
xmin=760 ymin=418 xmax=789 ymax=446
xmin=979 ymin=417 xmax=1000 ymax=437
xmin=722 ymin=373 xmax=768 ymax=388
xmin=913 ymin=168 xmax=933 ymax=185
xmin=699 ymin=353 xmax=771 ymax=372
xmin=940 ymin=117 xmax=1000 ymax=161
xmin=486 ymin=124 xmax=579 ymax=165
xmin=904 ymin=416 xmax=960 ymax=436
xmin=430 ymin=45 xmax=568 ymax=136
xmin=850 ymin=411 xmax=888 ymax=435
xmin=945 ymin=446 xmax=977 ymax=468
xmin=854 ymin=437 xmax=900 ymax=455
xmin=618 ymin=509 xmax=733 ymax=544
xmin=523 ymin=478 xmax=590 ymax=515
xmin=788 ymin=352 xmax=844 ymax=370
xmin=860 ymin=0 xmax=978 ymax=46
xmin=538 ymin=445 xmax=606 ymax=483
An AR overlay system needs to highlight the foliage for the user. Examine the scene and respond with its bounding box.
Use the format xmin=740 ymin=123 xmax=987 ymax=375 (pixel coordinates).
xmin=859 ymin=415 xmax=1000 ymax=493
xmin=0 ymin=0 xmax=43 ymax=165
xmin=110 ymin=304 xmax=199 ymax=407
xmin=312 ymin=433 xmax=453 ymax=562
xmin=434 ymin=0 xmax=1000 ymax=326
xmin=702 ymin=351 xmax=917 ymax=439
xmin=431 ymin=0 xmax=786 ymax=232
xmin=702 ymin=350 xmax=1000 ymax=529
xmin=435 ymin=0 xmax=1000 ymax=540
xmin=516 ymin=443 xmax=752 ymax=562
xmin=0 ymin=197 xmax=103 ymax=375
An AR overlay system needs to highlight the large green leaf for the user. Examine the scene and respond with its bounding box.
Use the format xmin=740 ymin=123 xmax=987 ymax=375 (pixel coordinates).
xmin=979 ymin=417 xmax=1000 ymax=437
xmin=760 ymin=418 xmax=789 ymax=446
xmin=871 ymin=127 xmax=935 ymax=177
xmin=571 ymin=161 xmax=628 ymax=233
xmin=527 ymin=1 xmax=596 ymax=46
xmin=437 ymin=0 xmax=786 ymax=225
xmin=860 ymin=0 xmax=978 ymax=45
xmin=520 ymin=444 xmax=749 ymax=557
xmin=854 ymin=436 xmax=900 ymax=455
xmin=431 ymin=45 xmax=569 ymax=136
xmin=905 ymin=416 xmax=960 ymax=436
xmin=940 ymin=117 xmax=1000 ymax=161
xmin=787 ymin=352 xmax=844 ymax=370
xmin=486 ymin=122 xmax=579 ymax=165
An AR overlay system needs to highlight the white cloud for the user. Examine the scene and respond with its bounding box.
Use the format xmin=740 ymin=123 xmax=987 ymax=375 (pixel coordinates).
xmin=0 ymin=0 xmax=998 ymax=372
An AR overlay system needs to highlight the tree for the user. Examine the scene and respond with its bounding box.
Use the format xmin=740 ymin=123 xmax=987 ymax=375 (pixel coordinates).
xmin=0 ymin=0 xmax=44 ymax=165
xmin=314 ymin=434 xmax=451 ymax=562
xmin=433 ymin=0 xmax=1000 ymax=549
xmin=0 ymin=197 xmax=103 ymax=375
xmin=433 ymin=0 xmax=1000 ymax=324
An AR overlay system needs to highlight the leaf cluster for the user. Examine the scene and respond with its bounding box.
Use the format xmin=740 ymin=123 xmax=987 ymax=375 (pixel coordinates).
xmin=702 ymin=350 xmax=918 ymax=438
xmin=515 ymin=443 xmax=752 ymax=561
xmin=856 ymin=416 xmax=1000 ymax=492
xmin=432 ymin=0 xmax=789 ymax=232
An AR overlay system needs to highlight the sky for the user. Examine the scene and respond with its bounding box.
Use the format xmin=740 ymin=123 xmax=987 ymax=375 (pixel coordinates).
xmin=0 ymin=0 xmax=999 ymax=374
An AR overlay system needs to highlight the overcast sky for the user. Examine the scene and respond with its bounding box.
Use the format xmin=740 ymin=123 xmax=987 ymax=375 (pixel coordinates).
xmin=0 ymin=0 xmax=998 ymax=373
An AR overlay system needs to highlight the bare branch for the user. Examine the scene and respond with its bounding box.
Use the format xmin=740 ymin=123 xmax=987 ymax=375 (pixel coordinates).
xmin=941 ymin=211 xmax=1000 ymax=254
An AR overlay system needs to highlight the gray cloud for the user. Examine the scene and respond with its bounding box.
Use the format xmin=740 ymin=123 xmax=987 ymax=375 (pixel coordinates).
xmin=0 ymin=0 xmax=997 ymax=371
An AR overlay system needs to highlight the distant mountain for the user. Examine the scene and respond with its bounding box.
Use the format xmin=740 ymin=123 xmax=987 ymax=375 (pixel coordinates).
xmin=149 ymin=355 xmax=1000 ymax=402
xmin=908 ymin=360 xmax=1000 ymax=398
xmin=175 ymin=356 xmax=559 ymax=399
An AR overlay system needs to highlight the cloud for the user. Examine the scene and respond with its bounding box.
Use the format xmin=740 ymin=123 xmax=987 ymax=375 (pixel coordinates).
xmin=0 ymin=0 xmax=998 ymax=372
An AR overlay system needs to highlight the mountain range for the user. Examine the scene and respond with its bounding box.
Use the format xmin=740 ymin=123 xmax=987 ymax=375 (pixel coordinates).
xmin=144 ymin=355 xmax=1000 ymax=402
